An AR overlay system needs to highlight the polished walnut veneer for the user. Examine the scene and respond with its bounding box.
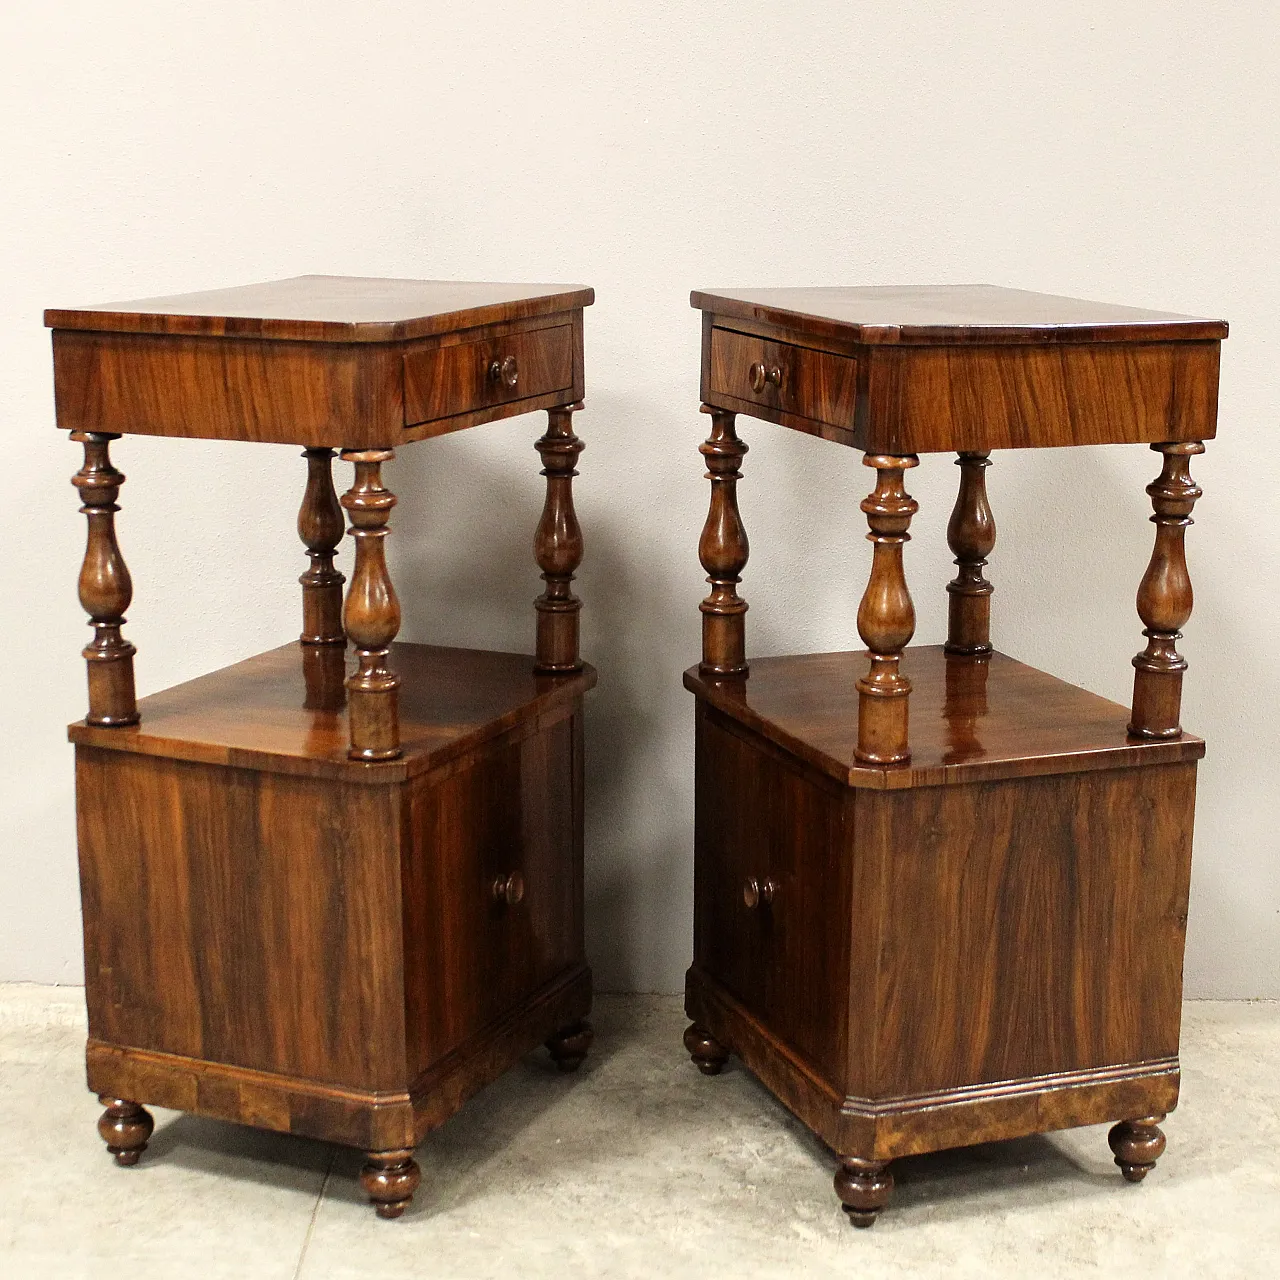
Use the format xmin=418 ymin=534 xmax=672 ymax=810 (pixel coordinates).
xmin=48 ymin=275 xmax=595 ymax=1217
xmin=685 ymin=284 xmax=1225 ymax=1226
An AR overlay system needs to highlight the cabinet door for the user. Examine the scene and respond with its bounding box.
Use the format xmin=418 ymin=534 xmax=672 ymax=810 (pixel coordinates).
xmin=403 ymin=712 xmax=579 ymax=1076
xmin=694 ymin=705 xmax=852 ymax=1087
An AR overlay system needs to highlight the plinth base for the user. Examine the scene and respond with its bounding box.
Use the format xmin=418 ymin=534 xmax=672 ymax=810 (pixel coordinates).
xmin=72 ymin=641 xmax=595 ymax=1209
xmin=684 ymin=646 xmax=1200 ymax=1217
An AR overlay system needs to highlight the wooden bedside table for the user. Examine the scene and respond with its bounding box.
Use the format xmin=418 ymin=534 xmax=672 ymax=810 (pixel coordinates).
xmin=47 ymin=275 xmax=596 ymax=1218
xmin=682 ymin=284 xmax=1226 ymax=1225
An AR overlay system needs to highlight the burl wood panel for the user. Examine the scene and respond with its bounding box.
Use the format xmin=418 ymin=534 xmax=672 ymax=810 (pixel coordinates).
xmin=402 ymin=711 xmax=580 ymax=1080
xmin=694 ymin=706 xmax=851 ymax=1086
xmin=76 ymin=746 xmax=407 ymax=1091
xmin=857 ymin=762 xmax=1197 ymax=1098
xmin=684 ymin=646 xmax=1204 ymax=791
xmin=403 ymin=323 xmax=573 ymax=427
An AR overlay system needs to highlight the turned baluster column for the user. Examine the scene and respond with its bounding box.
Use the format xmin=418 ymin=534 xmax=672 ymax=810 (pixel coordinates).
xmin=340 ymin=449 xmax=401 ymax=760
xmin=945 ymin=452 xmax=995 ymax=655
xmin=534 ymin=403 xmax=585 ymax=673
xmin=1129 ymin=441 xmax=1203 ymax=739
xmin=298 ymin=447 xmax=346 ymax=646
xmin=72 ymin=431 xmax=139 ymax=727
xmin=698 ymin=406 xmax=750 ymax=678
xmin=855 ymin=454 xmax=918 ymax=764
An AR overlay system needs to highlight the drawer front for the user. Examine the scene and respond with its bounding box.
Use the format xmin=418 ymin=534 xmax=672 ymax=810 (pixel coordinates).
xmin=403 ymin=323 xmax=574 ymax=427
xmin=709 ymin=326 xmax=858 ymax=428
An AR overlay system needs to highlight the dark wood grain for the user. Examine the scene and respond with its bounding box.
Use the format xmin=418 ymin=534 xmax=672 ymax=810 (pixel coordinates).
xmin=691 ymin=284 xmax=1227 ymax=346
xmin=71 ymin=432 xmax=139 ymax=728
xmin=686 ymin=282 xmax=1218 ymax=1224
xmin=708 ymin=326 xmax=857 ymax=433
xmin=46 ymin=275 xmax=594 ymax=343
xmin=698 ymin=407 xmax=750 ymax=677
xmin=1129 ymin=442 xmax=1203 ymax=739
xmin=70 ymin=641 xmax=595 ymax=782
xmin=685 ymin=646 xmax=1203 ymax=791
xmin=533 ymin=404 xmax=586 ymax=672
xmin=404 ymin=323 xmax=573 ymax=426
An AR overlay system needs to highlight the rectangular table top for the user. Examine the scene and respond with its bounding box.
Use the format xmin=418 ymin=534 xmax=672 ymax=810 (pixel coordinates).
xmin=691 ymin=283 xmax=1226 ymax=346
xmin=45 ymin=274 xmax=595 ymax=344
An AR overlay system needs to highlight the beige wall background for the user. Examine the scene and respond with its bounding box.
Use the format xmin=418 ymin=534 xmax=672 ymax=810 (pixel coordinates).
xmin=3 ymin=2 xmax=1276 ymax=996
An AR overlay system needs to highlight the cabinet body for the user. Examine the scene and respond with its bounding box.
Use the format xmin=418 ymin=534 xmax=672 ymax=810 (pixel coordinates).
xmin=78 ymin=644 xmax=592 ymax=1153
xmin=686 ymin=649 xmax=1199 ymax=1164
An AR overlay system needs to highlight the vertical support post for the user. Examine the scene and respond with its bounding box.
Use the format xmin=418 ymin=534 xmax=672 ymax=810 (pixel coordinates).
xmin=534 ymin=403 xmax=585 ymax=673
xmin=340 ymin=449 xmax=401 ymax=760
xmin=944 ymin=451 xmax=995 ymax=655
xmin=855 ymin=454 xmax=918 ymax=765
xmin=698 ymin=406 xmax=749 ymax=678
xmin=71 ymin=431 xmax=139 ymax=727
xmin=298 ymin=447 xmax=346 ymax=646
xmin=1129 ymin=441 xmax=1203 ymax=739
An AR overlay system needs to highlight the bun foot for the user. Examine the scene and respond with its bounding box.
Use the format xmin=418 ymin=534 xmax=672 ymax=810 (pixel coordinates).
xmin=360 ymin=1149 xmax=421 ymax=1219
xmin=835 ymin=1157 xmax=894 ymax=1227
xmin=1108 ymin=1115 xmax=1167 ymax=1183
xmin=684 ymin=1023 xmax=729 ymax=1076
xmin=545 ymin=1019 xmax=594 ymax=1072
xmin=97 ymin=1097 xmax=154 ymax=1166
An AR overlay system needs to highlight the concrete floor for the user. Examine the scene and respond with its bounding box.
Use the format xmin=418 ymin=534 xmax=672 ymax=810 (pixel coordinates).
xmin=1 ymin=990 xmax=1277 ymax=1279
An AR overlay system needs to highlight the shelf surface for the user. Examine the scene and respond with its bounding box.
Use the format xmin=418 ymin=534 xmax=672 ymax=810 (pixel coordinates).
xmin=70 ymin=642 xmax=596 ymax=783
xmin=684 ymin=646 xmax=1204 ymax=790
xmin=689 ymin=283 xmax=1227 ymax=346
xmin=45 ymin=275 xmax=594 ymax=344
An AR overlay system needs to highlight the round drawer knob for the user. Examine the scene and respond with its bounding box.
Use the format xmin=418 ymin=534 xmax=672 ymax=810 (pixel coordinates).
xmin=748 ymin=362 xmax=782 ymax=394
xmin=489 ymin=355 xmax=519 ymax=389
xmin=492 ymin=871 xmax=525 ymax=906
xmin=742 ymin=876 xmax=777 ymax=909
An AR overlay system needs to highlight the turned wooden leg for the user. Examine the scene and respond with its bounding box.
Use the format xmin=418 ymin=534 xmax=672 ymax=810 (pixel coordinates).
xmin=944 ymin=451 xmax=995 ymax=655
xmin=835 ymin=1156 xmax=894 ymax=1227
xmin=698 ymin=406 xmax=750 ymax=678
xmin=97 ymin=1096 xmax=154 ymax=1166
xmin=534 ymin=403 xmax=585 ymax=673
xmin=299 ymin=447 xmax=347 ymax=646
xmin=340 ymin=449 xmax=401 ymax=760
xmin=683 ymin=1022 xmax=729 ymax=1075
xmin=360 ymin=1149 xmax=421 ymax=1219
xmin=545 ymin=1019 xmax=593 ymax=1072
xmin=72 ymin=432 xmax=139 ymax=727
xmin=855 ymin=454 xmax=919 ymax=764
xmin=1108 ymin=1115 xmax=1167 ymax=1183
xmin=1129 ymin=441 xmax=1203 ymax=739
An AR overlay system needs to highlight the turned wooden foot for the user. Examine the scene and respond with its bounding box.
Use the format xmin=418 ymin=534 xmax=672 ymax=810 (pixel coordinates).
xmin=1108 ymin=1115 xmax=1167 ymax=1183
xmin=97 ymin=1096 xmax=154 ymax=1166
xmin=360 ymin=1149 xmax=421 ymax=1219
xmin=545 ymin=1019 xmax=593 ymax=1072
xmin=684 ymin=1022 xmax=729 ymax=1076
xmin=835 ymin=1157 xmax=894 ymax=1227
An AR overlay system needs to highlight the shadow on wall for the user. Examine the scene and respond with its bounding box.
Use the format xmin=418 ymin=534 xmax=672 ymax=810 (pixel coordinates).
xmin=385 ymin=399 xmax=693 ymax=995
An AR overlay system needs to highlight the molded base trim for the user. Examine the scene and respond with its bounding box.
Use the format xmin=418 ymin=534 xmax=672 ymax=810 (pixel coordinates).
xmin=686 ymin=966 xmax=1179 ymax=1161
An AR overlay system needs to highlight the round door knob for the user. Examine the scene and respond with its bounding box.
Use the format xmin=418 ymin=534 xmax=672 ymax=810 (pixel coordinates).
xmin=489 ymin=355 xmax=519 ymax=388
xmin=743 ymin=876 xmax=777 ymax=909
xmin=748 ymin=362 xmax=782 ymax=393
xmin=492 ymin=871 xmax=525 ymax=906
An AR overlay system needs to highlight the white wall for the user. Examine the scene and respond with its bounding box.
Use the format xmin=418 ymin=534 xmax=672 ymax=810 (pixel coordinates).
xmin=3 ymin=2 xmax=1276 ymax=996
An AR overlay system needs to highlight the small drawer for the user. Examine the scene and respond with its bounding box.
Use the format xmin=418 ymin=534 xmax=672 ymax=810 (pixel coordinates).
xmin=403 ymin=323 xmax=573 ymax=427
xmin=709 ymin=326 xmax=858 ymax=429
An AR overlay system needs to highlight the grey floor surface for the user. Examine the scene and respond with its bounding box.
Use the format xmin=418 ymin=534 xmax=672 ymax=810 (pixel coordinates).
xmin=1 ymin=988 xmax=1277 ymax=1279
